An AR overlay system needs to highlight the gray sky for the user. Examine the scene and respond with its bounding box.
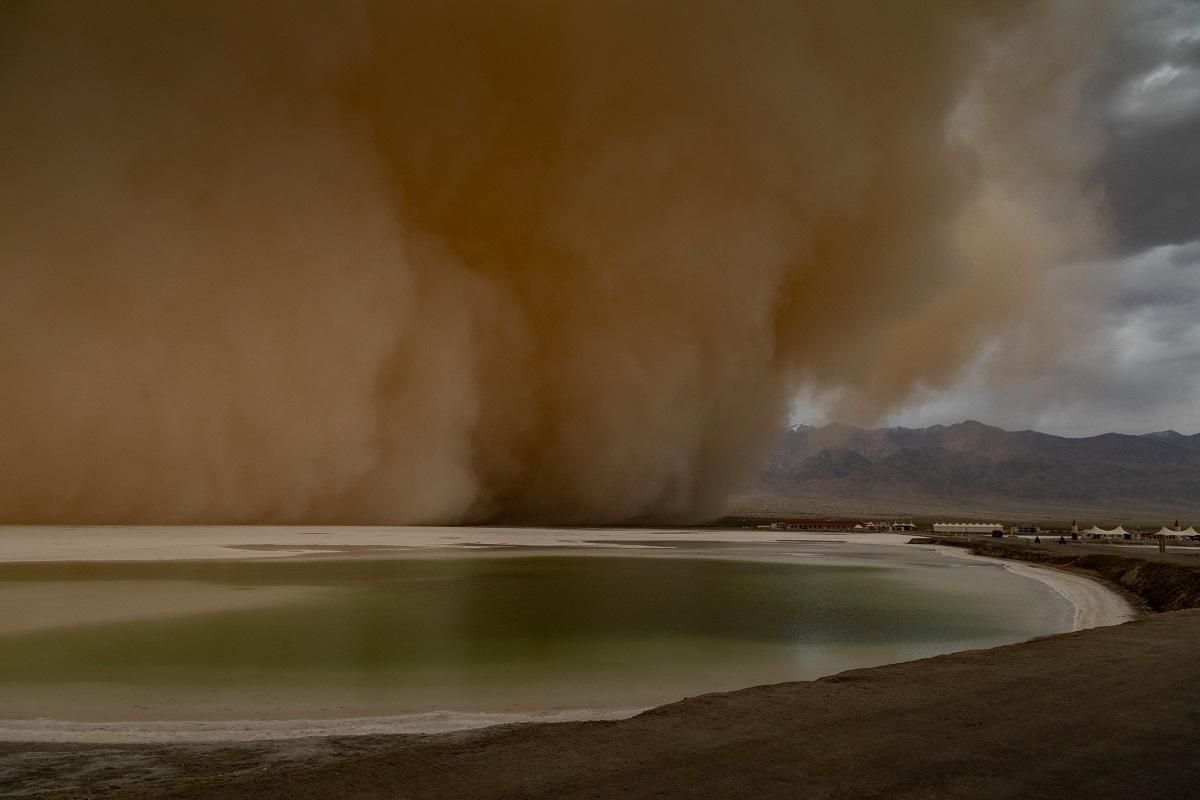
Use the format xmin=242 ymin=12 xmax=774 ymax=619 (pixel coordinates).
xmin=814 ymin=0 xmax=1200 ymax=437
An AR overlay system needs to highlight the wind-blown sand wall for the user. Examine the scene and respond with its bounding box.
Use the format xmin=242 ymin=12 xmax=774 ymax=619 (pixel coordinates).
xmin=0 ymin=1 xmax=1111 ymax=525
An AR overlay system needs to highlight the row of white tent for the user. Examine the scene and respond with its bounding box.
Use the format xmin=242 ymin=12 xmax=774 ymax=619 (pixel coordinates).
xmin=1083 ymin=525 xmax=1198 ymax=540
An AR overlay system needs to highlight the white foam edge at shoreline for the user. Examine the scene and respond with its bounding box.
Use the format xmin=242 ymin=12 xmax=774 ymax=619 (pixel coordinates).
xmin=0 ymin=707 xmax=648 ymax=744
xmin=932 ymin=544 xmax=1137 ymax=631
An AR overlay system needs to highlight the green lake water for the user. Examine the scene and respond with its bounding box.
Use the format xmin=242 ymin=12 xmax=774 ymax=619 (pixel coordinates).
xmin=0 ymin=546 xmax=1074 ymax=719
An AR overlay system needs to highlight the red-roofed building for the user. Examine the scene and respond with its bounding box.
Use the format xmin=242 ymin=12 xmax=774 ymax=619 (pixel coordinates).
xmin=772 ymin=519 xmax=864 ymax=531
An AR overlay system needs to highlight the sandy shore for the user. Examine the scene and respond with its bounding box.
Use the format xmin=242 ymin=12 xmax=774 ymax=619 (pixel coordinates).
xmin=6 ymin=609 xmax=1198 ymax=799
xmin=934 ymin=544 xmax=1137 ymax=630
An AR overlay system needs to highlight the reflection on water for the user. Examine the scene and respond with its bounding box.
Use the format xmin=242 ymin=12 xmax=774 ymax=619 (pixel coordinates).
xmin=0 ymin=548 xmax=1074 ymax=719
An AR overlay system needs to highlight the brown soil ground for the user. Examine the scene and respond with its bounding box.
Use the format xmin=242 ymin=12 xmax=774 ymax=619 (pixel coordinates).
xmin=5 ymin=608 xmax=1200 ymax=800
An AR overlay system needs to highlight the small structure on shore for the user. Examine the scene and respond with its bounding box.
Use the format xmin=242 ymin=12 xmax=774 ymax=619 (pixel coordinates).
xmin=1154 ymin=526 xmax=1197 ymax=540
xmin=771 ymin=519 xmax=864 ymax=531
xmin=1084 ymin=526 xmax=1132 ymax=540
xmin=933 ymin=522 xmax=1004 ymax=535
xmin=855 ymin=521 xmax=915 ymax=531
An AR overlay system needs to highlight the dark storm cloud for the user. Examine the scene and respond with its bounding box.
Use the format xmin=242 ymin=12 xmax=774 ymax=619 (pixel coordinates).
xmin=1114 ymin=240 xmax=1200 ymax=308
xmin=1102 ymin=119 xmax=1200 ymax=252
xmin=1167 ymin=239 xmax=1200 ymax=265
xmin=1077 ymin=2 xmax=1200 ymax=431
xmin=1096 ymin=0 xmax=1200 ymax=252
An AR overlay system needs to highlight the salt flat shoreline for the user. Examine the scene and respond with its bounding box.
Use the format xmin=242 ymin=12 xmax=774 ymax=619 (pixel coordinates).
xmin=0 ymin=524 xmax=919 ymax=562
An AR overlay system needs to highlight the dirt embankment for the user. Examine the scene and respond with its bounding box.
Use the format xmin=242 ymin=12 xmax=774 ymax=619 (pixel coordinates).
xmin=932 ymin=537 xmax=1200 ymax=612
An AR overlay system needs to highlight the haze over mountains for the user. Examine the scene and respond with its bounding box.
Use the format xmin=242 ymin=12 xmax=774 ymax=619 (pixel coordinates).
xmin=735 ymin=421 xmax=1200 ymax=522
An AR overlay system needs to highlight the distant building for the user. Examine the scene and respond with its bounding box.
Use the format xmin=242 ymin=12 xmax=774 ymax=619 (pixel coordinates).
xmin=932 ymin=522 xmax=1004 ymax=535
xmin=1010 ymin=525 xmax=1040 ymax=535
xmin=855 ymin=521 xmax=916 ymax=531
xmin=772 ymin=519 xmax=864 ymax=531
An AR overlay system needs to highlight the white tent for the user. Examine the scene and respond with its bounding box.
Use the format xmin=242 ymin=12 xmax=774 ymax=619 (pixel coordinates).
xmin=1155 ymin=527 xmax=1196 ymax=539
xmin=1084 ymin=526 xmax=1129 ymax=540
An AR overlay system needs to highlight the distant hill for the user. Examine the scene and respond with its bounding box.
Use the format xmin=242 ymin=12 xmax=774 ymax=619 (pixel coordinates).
xmin=732 ymin=421 xmax=1200 ymax=522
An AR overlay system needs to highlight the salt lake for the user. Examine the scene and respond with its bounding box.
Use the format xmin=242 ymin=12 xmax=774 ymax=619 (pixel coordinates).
xmin=0 ymin=527 xmax=1131 ymax=740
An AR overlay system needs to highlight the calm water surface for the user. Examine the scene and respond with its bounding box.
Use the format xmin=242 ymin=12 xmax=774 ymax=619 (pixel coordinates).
xmin=0 ymin=545 xmax=1074 ymax=719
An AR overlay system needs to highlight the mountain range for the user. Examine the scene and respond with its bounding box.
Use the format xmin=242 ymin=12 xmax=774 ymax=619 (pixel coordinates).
xmin=733 ymin=421 xmax=1200 ymax=522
